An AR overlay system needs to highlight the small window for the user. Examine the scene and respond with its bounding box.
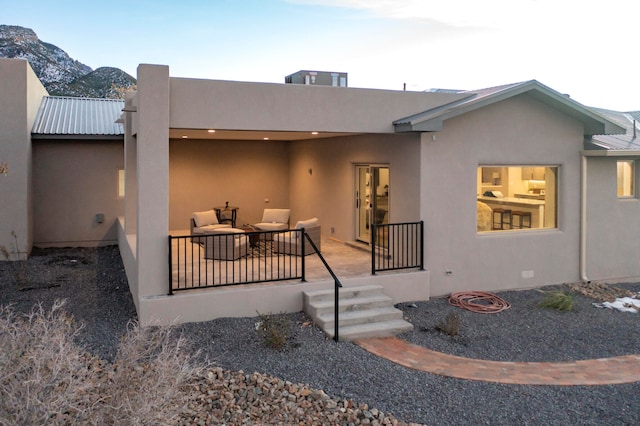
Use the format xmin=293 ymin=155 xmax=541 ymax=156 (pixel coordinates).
xmin=118 ymin=169 xmax=125 ymax=198
xmin=477 ymin=165 xmax=558 ymax=232
xmin=617 ymin=160 xmax=634 ymax=197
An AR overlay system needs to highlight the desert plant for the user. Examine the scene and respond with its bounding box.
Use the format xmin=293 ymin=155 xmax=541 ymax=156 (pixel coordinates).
xmin=256 ymin=311 xmax=292 ymax=349
xmin=538 ymin=290 xmax=574 ymax=311
xmin=92 ymin=320 xmax=205 ymax=425
xmin=0 ymin=300 xmax=205 ymax=425
xmin=0 ymin=230 xmax=29 ymax=285
xmin=436 ymin=312 xmax=461 ymax=336
xmin=0 ymin=300 xmax=96 ymax=424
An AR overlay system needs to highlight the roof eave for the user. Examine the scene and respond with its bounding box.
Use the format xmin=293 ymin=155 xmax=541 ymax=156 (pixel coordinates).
xmin=393 ymin=80 xmax=624 ymax=137
xmin=31 ymin=134 xmax=124 ymax=141
xmin=394 ymin=119 xmax=443 ymax=132
xmin=582 ymin=149 xmax=640 ymax=157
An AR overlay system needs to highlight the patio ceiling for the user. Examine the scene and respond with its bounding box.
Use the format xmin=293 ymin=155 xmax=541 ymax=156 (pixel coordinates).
xmin=169 ymin=128 xmax=357 ymax=141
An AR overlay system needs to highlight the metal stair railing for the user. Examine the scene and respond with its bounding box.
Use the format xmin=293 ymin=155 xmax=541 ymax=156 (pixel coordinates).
xmin=301 ymin=228 xmax=343 ymax=342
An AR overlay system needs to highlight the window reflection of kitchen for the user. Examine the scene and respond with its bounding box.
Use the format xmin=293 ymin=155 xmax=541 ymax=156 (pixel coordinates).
xmin=478 ymin=166 xmax=547 ymax=200
xmin=478 ymin=166 xmax=558 ymax=230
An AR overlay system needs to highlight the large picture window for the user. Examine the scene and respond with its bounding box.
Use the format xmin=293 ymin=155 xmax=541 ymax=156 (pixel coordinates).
xmin=617 ymin=160 xmax=634 ymax=198
xmin=477 ymin=166 xmax=558 ymax=232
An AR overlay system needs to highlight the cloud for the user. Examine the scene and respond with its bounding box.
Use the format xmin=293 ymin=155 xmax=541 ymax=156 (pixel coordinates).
xmin=285 ymin=0 xmax=639 ymax=32
xmin=285 ymin=0 xmax=542 ymax=28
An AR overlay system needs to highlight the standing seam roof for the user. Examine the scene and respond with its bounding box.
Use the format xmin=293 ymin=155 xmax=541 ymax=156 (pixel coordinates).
xmin=591 ymin=108 xmax=640 ymax=150
xmin=32 ymin=96 xmax=125 ymax=136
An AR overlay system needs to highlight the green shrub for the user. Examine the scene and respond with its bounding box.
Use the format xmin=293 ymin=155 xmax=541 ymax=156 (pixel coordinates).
xmin=436 ymin=312 xmax=461 ymax=336
xmin=538 ymin=290 xmax=574 ymax=311
xmin=256 ymin=311 xmax=292 ymax=349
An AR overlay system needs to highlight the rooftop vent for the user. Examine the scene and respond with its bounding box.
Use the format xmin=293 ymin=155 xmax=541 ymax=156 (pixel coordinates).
xmin=285 ymin=70 xmax=347 ymax=87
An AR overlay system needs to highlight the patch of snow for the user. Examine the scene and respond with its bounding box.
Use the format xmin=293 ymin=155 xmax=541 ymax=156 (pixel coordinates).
xmin=593 ymin=296 xmax=640 ymax=313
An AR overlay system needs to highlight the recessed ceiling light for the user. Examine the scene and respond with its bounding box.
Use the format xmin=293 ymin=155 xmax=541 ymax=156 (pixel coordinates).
xmin=207 ymin=129 xmax=216 ymax=133
xmin=182 ymin=135 xmax=188 ymax=139
xmin=263 ymin=137 xmax=269 ymax=140
xmin=311 ymin=131 xmax=319 ymax=135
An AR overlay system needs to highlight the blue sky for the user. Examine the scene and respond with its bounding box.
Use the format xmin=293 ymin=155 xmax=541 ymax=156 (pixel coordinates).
xmin=3 ymin=0 xmax=638 ymax=111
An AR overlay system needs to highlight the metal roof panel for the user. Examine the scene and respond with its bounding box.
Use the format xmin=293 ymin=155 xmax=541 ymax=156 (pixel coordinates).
xmin=590 ymin=108 xmax=640 ymax=151
xmin=32 ymin=96 xmax=125 ymax=136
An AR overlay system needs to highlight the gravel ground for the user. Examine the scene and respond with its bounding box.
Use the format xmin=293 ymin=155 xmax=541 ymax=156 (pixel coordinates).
xmin=1 ymin=245 xmax=639 ymax=425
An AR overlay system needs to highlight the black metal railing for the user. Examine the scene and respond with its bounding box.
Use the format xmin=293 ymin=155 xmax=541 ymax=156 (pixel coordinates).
xmin=169 ymin=229 xmax=307 ymax=294
xmin=371 ymin=221 xmax=424 ymax=274
xmin=301 ymin=231 xmax=343 ymax=341
xmin=168 ymin=228 xmax=344 ymax=340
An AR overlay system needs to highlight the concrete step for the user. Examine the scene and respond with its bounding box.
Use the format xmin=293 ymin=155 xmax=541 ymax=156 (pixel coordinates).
xmin=325 ymin=319 xmax=414 ymax=341
xmin=303 ymin=284 xmax=414 ymax=341
xmin=315 ymin=306 xmax=404 ymax=329
xmin=303 ymin=284 xmax=384 ymax=305
xmin=304 ymin=293 xmax=393 ymax=318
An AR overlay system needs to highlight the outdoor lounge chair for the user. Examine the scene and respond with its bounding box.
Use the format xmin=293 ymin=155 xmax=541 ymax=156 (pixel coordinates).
xmin=190 ymin=209 xmax=232 ymax=235
xmin=254 ymin=208 xmax=290 ymax=232
xmin=203 ymin=228 xmax=249 ymax=260
xmin=274 ymin=217 xmax=321 ymax=256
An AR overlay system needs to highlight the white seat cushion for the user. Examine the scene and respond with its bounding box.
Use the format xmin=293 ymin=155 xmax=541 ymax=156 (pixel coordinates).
xmin=192 ymin=223 xmax=231 ymax=234
xmin=261 ymin=209 xmax=290 ymax=224
xmin=273 ymin=231 xmax=296 ymax=242
xmin=294 ymin=217 xmax=319 ymax=230
xmin=192 ymin=210 xmax=219 ymax=227
xmin=254 ymin=222 xmax=289 ymax=231
xmin=208 ymin=227 xmax=245 ymax=234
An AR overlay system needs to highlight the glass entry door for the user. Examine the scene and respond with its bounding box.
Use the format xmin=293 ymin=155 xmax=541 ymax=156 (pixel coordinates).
xmin=356 ymin=165 xmax=389 ymax=244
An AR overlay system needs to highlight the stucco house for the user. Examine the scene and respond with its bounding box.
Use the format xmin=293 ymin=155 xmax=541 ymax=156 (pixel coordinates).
xmin=1 ymin=58 xmax=637 ymax=327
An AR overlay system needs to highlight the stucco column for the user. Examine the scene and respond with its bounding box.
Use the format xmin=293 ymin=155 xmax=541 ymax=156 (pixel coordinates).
xmin=123 ymin=94 xmax=137 ymax=235
xmin=136 ymin=64 xmax=170 ymax=299
xmin=0 ymin=59 xmax=46 ymax=260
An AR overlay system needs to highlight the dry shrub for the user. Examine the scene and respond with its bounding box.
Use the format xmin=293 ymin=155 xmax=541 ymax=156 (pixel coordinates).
xmin=256 ymin=311 xmax=292 ymax=349
xmin=1 ymin=230 xmax=30 ymax=284
xmin=0 ymin=300 xmax=205 ymax=425
xmin=99 ymin=320 xmax=205 ymax=425
xmin=436 ymin=312 xmax=461 ymax=336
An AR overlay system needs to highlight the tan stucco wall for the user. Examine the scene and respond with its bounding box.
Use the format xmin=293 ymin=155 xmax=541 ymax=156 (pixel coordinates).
xmin=169 ymin=139 xmax=289 ymax=230
xmin=422 ymin=94 xmax=584 ymax=296
xmin=167 ymin=132 xmax=421 ymax=242
xmin=168 ymin=77 xmax=466 ymax=133
xmin=0 ymin=59 xmax=47 ymax=259
xmin=135 ymin=64 xmax=170 ymax=299
xmin=288 ymin=133 xmax=421 ymax=242
xmin=32 ymin=140 xmax=124 ymax=247
xmin=137 ymin=271 xmax=429 ymax=325
xmin=585 ymin=156 xmax=640 ymax=281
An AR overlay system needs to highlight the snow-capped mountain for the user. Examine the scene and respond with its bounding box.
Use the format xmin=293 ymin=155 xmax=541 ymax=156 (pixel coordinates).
xmin=0 ymin=25 xmax=136 ymax=98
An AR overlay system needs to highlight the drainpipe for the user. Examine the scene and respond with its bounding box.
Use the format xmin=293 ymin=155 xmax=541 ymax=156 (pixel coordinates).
xmin=580 ymin=154 xmax=590 ymax=283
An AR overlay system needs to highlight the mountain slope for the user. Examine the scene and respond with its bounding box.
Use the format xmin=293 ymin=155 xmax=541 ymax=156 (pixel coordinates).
xmin=49 ymin=67 xmax=137 ymax=98
xmin=0 ymin=25 xmax=135 ymax=98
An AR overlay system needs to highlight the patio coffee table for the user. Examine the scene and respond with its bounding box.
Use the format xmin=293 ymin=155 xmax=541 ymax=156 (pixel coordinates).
xmin=239 ymin=224 xmax=261 ymax=247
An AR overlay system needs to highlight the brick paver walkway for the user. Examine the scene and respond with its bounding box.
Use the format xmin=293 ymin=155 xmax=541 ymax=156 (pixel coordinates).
xmin=356 ymin=336 xmax=640 ymax=385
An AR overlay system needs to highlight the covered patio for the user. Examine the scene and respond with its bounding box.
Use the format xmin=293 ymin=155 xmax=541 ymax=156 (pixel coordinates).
xmin=169 ymin=221 xmax=423 ymax=294
xmin=119 ymin=64 xmax=432 ymax=325
xmin=169 ymin=234 xmax=371 ymax=289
